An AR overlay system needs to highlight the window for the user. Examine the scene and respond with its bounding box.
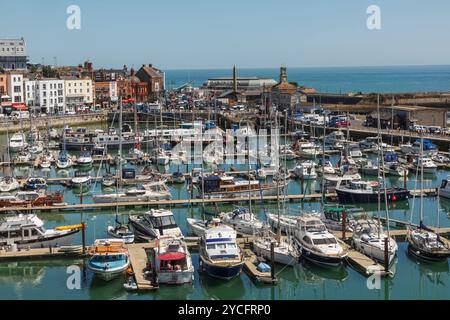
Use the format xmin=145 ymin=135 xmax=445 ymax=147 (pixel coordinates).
xmin=14 ymin=86 xmax=21 ymax=93
xmin=58 ymin=97 xmax=63 ymax=103
xmin=24 ymin=229 xmax=30 ymax=237
xmin=43 ymin=84 xmax=46 ymax=90
xmin=32 ymin=229 xmax=39 ymax=236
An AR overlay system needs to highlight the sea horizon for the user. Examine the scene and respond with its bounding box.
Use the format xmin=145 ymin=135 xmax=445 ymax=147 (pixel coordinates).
xmin=164 ymin=64 xmax=450 ymax=94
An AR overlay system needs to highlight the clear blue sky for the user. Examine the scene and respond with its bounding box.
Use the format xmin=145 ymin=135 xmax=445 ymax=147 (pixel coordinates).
xmin=2 ymin=0 xmax=450 ymax=69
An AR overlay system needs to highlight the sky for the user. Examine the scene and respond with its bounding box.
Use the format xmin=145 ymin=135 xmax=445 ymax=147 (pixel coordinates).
xmin=1 ymin=0 xmax=450 ymax=70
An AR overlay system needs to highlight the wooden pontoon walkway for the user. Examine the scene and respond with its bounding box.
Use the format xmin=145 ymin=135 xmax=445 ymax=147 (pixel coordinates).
xmin=242 ymin=248 xmax=278 ymax=285
xmin=0 ymin=246 xmax=87 ymax=261
xmin=126 ymin=243 xmax=158 ymax=291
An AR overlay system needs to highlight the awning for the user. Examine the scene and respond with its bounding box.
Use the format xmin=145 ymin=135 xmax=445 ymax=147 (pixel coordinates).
xmin=158 ymin=252 xmax=186 ymax=261
xmin=12 ymin=103 xmax=27 ymax=111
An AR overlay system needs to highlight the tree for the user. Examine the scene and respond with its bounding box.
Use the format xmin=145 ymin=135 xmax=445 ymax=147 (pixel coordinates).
xmin=42 ymin=65 xmax=58 ymax=78
xmin=148 ymin=92 xmax=158 ymax=103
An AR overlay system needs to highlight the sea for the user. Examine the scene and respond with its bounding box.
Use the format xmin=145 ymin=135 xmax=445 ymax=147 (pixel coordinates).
xmin=1 ymin=65 xmax=450 ymax=300
xmin=165 ymin=65 xmax=450 ymax=94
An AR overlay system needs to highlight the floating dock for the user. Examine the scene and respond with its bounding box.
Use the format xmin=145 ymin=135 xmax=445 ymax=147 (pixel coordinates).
xmin=346 ymin=249 xmax=391 ymax=277
xmin=242 ymin=248 xmax=278 ymax=285
xmin=0 ymin=246 xmax=87 ymax=261
xmin=126 ymin=243 xmax=159 ymax=291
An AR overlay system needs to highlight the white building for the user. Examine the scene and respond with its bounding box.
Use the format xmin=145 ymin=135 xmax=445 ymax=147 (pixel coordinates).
xmin=7 ymin=73 xmax=24 ymax=103
xmin=0 ymin=38 xmax=28 ymax=70
xmin=31 ymin=79 xmax=66 ymax=114
xmin=63 ymin=77 xmax=93 ymax=111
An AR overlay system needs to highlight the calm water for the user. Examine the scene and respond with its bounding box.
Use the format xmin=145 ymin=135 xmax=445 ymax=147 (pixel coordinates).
xmin=1 ymin=130 xmax=450 ymax=300
xmin=165 ymin=65 xmax=450 ymax=93
xmin=2 ymin=62 xmax=450 ymax=300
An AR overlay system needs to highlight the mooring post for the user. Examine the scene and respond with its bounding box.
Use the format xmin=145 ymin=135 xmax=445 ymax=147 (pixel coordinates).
xmin=270 ymin=241 xmax=275 ymax=280
xmin=300 ymin=176 xmax=304 ymax=195
xmin=81 ymin=222 xmax=86 ymax=255
xmin=403 ymin=173 xmax=407 ymax=189
xmin=384 ymin=237 xmax=389 ymax=273
xmin=342 ymin=210 xmax=347 ymax=240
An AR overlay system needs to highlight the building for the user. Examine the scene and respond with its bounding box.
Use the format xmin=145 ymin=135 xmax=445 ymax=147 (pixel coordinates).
xmin=30 ymin=79 xmax=66 ymax=114
xmin=95 ymin=81 xmax=118 ymax=107
xmin=270 ymin=67 xmax=300 ymax=112
xmin=135 ymin=64 xmax=165 ymax=94
xmin=6 ymin=73 xmax=24 ymax=103
xmin=94 ymin=66 xmax=128 ymax=82
xmin=202 ymin=68 xmax=277 ymax=99
xmin=0 ymin=38 xmax=28 ymax=71
xmin=62 ymin=76 xmax=94 ymax=111
xmin=366 ymin=106 xmax=448 ymax=129
xmin=0 ymin=72 xmax=7 ymax=95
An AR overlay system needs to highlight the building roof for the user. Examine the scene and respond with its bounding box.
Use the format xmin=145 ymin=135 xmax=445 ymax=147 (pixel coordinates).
xmin=381 ymin=105 xmax=447 ymax=112
xmin=272 ymin=81 xmax=297 ymax=94
xmin=138 ymin=64 xmax=163 ymax=78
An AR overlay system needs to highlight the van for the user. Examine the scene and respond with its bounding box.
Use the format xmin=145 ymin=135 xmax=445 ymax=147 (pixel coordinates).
xmin=11 ymin=110 xmax=30 ymax=119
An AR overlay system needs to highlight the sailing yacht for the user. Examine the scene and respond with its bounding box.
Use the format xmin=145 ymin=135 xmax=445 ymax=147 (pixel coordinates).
xmin=352 ymin=219 xmax=398 ymax=265
xmin=407 ymin=136 xmax=450 ymax=261
xmin=219 ymin=207 xmax=267 ymax=236
xmin=253 ymin=235 xmax=300 ymax=266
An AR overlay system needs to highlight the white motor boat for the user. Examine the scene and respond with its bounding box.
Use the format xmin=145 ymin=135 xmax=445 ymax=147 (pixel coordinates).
xmin=56 ymin=151 xmax=73 ymax=169
xmin=0 ymin=176 xmax=20 ymax=192
xmin=293 ymin=161 xmax=317 ymax=180
xmin=76 ymin=151 xmax=93 ymax=167
xmin=359 ymin=137 xmax=379 ymax=153
xmin=413 ymin=157 xmax=437 ymax=174
xmin=154 ymin=237 xmax=194 ymax=284
xmin=219 ymin=207 xmax=267 ymax=236
xmin=15 ymin=151 xmax=32 ymax=163
xmin=0 ymin=214 xmax=80 ymax=249
xmin=186 ymin=217 xmax=222 ymax=237
xmin=352 ymin=219 xmax=398 ymax=265
xmin=128 ymin=209 xmax=183 ymax=240
xmin=359 ymin=160 xmax=379 ymax=176
xmin=293 ymin=214 xmax=348 ymax=267
xmin=93 ymin=181 xmax=172 ymax=203
xmin=8 ymin=132 xmax=28 ymax=152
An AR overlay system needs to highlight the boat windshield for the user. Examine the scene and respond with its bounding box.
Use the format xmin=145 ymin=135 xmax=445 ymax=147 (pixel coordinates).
xmin=313 ymin=238 xmax=337 ymax=245
xmin=149 ymin=215 xmax=177 ymax=229
xmin=91 ymin=254 xmax=127 ymax=262
xmin=305 ymin=221 xmax=326 ymax=232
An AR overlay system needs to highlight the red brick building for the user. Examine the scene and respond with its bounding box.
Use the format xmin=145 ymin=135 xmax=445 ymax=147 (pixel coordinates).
xmin=135 ymin=64 xmax=164 ymax=95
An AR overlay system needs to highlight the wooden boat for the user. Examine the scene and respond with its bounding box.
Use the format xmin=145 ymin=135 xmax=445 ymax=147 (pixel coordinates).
xmin=0 ymin=191 xmax=64 ymax=208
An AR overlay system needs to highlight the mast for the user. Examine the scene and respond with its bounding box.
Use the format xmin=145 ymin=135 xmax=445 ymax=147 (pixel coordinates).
xmin=376 ymin=95 xmax=382 ymax=238
xmin=247 ymin=121 xmax=252 ymax=215
xmin=420 ymin=133 xmax=424 ymax=226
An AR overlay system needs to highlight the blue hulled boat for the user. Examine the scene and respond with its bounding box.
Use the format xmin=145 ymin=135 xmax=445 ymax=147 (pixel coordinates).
xmin=199 ymin=225 xmax=244 ymax=280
